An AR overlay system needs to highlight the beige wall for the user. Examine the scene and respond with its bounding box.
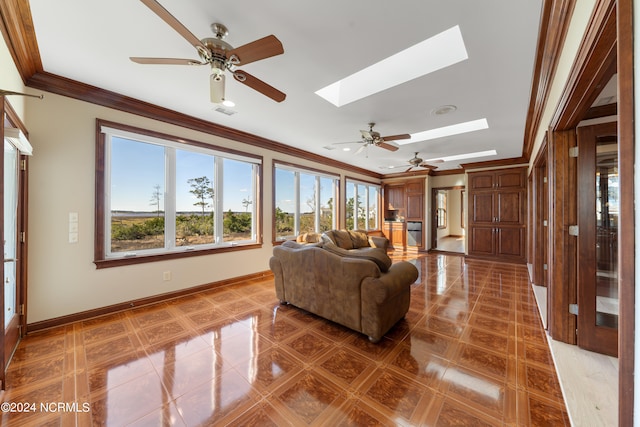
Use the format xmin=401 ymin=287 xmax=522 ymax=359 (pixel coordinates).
xmin=0 ymin=37 xmax=27 ymax=122
xmin=16 ymin=89 xmax=378 ymax=324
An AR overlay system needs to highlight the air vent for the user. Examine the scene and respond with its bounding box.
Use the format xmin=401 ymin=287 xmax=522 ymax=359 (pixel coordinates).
xmin=323 ymin=145 xmax=336 ymax=150
xmin=214 ymin=106 xmax=236 ymax=116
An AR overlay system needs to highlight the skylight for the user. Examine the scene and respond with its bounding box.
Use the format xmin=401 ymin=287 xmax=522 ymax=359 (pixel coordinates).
xmin=427 ymin=150 xmax=497 ymax=163
xmin=397 ymin=118 xmax=489 ymax=145
xmin=315 ymin=25 xmax=468 ymax=107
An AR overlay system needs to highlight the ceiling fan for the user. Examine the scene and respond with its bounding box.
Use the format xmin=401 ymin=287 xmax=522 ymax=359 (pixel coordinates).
xmin=405 ymin=152 xmax=440 ymax=172
xmin=335 ymin=123 xmax=411 ymax=155
xmin=130 ymin=0 xmax=286 ymax=103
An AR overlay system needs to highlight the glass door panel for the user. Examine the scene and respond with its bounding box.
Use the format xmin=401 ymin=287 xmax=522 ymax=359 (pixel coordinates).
xmin=577 ymin=121 xmax=618 ymax=357
xmin=594 ymin=140 xmax=618 ymax=328
xmin=4 ymin=140 xmax=18 ymax=329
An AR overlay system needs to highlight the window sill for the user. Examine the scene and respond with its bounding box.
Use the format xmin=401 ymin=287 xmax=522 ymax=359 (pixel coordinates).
xmin=94 ymin=243 xmax=262 ymax=269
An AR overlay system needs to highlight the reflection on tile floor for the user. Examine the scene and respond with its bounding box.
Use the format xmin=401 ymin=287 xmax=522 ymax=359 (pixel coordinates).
xmin=0 ymin=253 xmax=569 ymax=426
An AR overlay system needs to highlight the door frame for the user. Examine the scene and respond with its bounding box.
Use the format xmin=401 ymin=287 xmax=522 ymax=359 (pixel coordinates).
xmin=430 ymin=185 xmax=465 ymax=252
xmin=546 ymin=0 xmax=633 ymax=423
xmin=531 ymin=137 xmax=549 ymax=288
xmin=1 ymin=97 xmax=29 ymax=389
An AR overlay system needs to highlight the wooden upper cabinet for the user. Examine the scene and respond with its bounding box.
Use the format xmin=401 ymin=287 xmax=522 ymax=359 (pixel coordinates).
xmin=386 ymin=185 xmax=405 ymax=210
xmin=405 ymin=180 xmax=424 ymax=221
xmin=468 ymin=172 xmax=495 ymax=191
xmin=468 ymin=168 xmax=526 ymax=191
xmin=406 ymin=194 xmax=423 ymax=220
xmin=405 ymin=181 xmax=423 ymax=194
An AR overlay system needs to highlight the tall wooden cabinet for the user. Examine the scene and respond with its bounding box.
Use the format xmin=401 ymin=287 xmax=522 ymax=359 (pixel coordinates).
xmin=467 ymin=167 xmax=527 ymax=262
xmin=405 ymin=181 xmax=424 ymax=221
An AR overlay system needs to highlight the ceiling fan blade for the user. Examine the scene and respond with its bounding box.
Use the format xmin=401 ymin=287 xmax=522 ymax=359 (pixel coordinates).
xmin=354 ymin=144 xmax=366 ymax=155
xmin=139 ymin=0 xmax=209 ymax=55
xmin=378 ymin=142 xmax=399 ymax=152
xmin=382 ymin=133 xmax=411 ymax=141
xmin=332 ymin=141 xmax=360 ymax=145
xmin=228 ymin=35 xmax=284 ymax=66
xmin=130 ymin=57 xmax=205 ymax=65
xmin=360 ymin=130 xmax=373 ymax=140
xmin=405 ymin=166 xmax=415 ymax=172
xmin=233 ymin=70 xmax=286 ymax=102
xmin=420 ymin=163 xmax=438 ymax=169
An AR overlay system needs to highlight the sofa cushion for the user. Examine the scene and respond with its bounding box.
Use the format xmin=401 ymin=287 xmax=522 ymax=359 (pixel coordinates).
xmin=349 ymin=230 xmax=370 ymax=248
xmin=323 ymin=243 xmax=392 ymax=272
xmin=325 ymin=229 xmax=354 ymax=249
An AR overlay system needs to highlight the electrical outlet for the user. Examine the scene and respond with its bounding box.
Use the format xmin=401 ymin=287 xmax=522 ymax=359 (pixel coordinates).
xmin=163 ymin=271 xmax=171 ymax=281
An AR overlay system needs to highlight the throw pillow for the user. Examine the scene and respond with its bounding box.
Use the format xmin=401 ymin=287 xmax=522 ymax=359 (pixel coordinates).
xmin=331 ymin=230 xmax=354 ymax=249
xmin=349 ymin=230 xmax=370 ymax=248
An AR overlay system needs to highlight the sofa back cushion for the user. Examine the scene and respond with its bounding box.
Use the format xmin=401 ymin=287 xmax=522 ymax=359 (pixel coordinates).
xmin=324 ymin=229 xmax=354 ymax=249
xmin=349 ymin=230 xmax=370 ymax=248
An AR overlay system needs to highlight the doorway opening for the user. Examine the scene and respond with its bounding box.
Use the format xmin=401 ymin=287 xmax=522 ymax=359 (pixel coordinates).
xmin=431 ymin=186 xmax=465 ymax=254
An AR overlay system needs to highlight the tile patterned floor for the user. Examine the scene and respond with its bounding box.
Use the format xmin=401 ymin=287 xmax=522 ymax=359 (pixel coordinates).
xmin=0 ymin=253 xmax=569 ymax=426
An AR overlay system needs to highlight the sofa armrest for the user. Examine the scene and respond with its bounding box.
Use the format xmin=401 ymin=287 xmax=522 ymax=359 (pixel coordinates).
xmin=362 ymin=261 xmax=418 ymax=304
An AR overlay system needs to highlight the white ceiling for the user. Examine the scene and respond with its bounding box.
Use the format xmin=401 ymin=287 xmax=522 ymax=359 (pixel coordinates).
xmin=28 ymin=0 xmax=543 ymax=174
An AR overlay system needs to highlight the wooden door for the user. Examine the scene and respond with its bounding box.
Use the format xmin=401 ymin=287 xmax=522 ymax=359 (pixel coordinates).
xmin=2 ymin=119 xmax=28 ymax=388
xmin=576 ymin=121 xmax=618 ymax=357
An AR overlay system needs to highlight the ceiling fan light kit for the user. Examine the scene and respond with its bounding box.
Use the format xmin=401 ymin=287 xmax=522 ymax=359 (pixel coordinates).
xmin=333 ymin=123 xmax=409 ymax=155
xmin=405 ymin=152 xmax=438 ymax=172
xmin=131 ymin=0 xmax=286 ymax=104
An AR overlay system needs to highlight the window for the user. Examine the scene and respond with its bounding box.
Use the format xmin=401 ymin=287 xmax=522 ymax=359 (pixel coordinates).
xmin=346 ymin=179 xmax=380 ymax=231
xmin=461 ymin=190 xmax=465 ymax=229
xmin=96 ymin=121 xmax=261 ymax=267
xmin=436 ymin=190 xmax=447 ymax=229
xmin=274 ymin=163 xmax=338 ymax=240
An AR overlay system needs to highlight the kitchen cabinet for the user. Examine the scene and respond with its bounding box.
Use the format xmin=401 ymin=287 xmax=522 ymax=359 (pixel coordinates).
xmin=383 ymin=179 xmax=425 ymax=250
xmin=385 ymin=185 xmax=405 ymax=212
xmin=384 ymin=221 xmax=406 ymax=250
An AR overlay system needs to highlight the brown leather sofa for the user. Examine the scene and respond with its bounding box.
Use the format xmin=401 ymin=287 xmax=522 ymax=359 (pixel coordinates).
xmin=269 ymin=237 xmax=419 ymax=342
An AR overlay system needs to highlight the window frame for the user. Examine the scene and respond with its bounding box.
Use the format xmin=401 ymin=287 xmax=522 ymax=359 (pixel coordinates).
xmin=436 ymin=190 xmax=447 ymax=229
xmin=345 ymin=178 xmax=381 ymax=231
xmin=95 ymin=119 xmax=263 ymax=268
xmin=272 ymin=161 xmax=339 ymax=242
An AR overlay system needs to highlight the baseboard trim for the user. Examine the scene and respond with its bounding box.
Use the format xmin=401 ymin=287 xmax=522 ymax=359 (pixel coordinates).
xmin=26 ymin=270 xmax=274 ymax=333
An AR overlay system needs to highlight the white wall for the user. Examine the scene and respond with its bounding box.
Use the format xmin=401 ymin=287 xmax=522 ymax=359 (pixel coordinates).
xmin=15 ymin=89 xmax=378 ymax=324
